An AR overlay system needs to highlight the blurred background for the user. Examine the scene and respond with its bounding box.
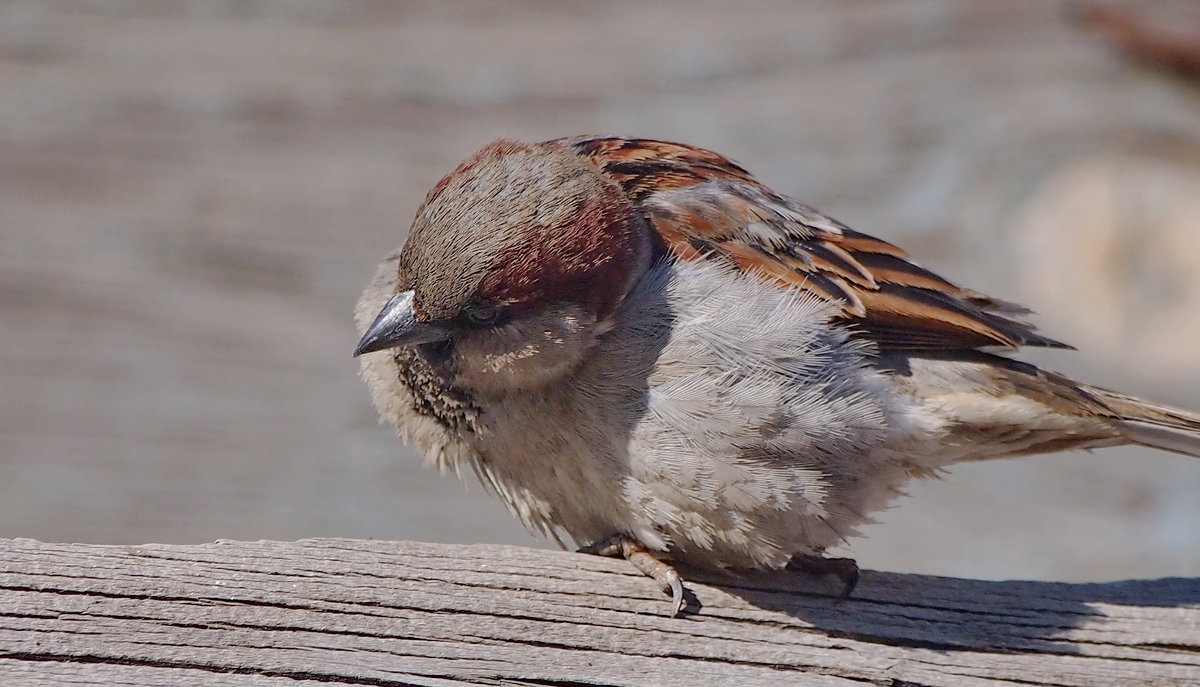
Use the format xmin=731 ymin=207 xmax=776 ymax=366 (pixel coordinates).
xmin=2 ymin=0 xmax=1199 ymax=582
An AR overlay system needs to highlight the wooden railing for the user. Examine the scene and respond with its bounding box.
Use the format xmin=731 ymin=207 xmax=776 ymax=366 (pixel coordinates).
xmin=1 ymin=538 xmax=1197 ymax=686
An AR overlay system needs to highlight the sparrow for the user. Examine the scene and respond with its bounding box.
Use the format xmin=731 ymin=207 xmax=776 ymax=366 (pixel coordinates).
xmin=354 ymin=136 xmax=1200 ymax=616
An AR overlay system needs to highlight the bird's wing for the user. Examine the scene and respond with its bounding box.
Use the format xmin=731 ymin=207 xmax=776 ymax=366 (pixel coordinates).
xmin=558 ymin=135 xmax=1067 ymax=352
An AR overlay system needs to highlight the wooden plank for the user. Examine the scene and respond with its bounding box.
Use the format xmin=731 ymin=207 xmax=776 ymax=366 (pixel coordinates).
xmin=0 ymin=538 xmax=1196 ymax=686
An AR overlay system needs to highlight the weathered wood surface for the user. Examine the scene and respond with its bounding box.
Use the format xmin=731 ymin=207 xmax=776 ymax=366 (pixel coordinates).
xmin=1 ymin=538 xmax=1197 ymax=686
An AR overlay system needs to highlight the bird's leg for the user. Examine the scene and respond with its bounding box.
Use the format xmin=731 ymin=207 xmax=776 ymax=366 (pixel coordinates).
xmin=579 ymin=535 xmax=686 ymax=617
xmin=790 ymin=553 xmax=860 ymax=598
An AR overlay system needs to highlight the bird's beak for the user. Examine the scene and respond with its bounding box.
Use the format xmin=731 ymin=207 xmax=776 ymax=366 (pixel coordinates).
xmin=353 ymin=290 xmax=453 ymax=357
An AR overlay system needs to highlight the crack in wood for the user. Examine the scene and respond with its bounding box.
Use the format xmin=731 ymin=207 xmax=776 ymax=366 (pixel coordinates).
xmin=0 ymin=652 xmax=442 ymax=687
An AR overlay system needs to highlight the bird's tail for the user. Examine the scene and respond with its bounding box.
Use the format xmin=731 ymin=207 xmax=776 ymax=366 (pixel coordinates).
xmin=1084 ymin=386 xmax=1200 ymax=458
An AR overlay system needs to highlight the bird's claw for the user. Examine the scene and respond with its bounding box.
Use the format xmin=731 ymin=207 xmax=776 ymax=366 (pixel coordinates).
xmin=627 ymin=548 xmax=684 ymax=617
xmin=580 ymin=535 xmax=688 ymax=617
xmin=577 ymin=537 xmax=622 ymax=558
xmin=661 ymin=566 xmax=685 ymax=617
xmin=791 ymin=554 xmax=861 ymax=598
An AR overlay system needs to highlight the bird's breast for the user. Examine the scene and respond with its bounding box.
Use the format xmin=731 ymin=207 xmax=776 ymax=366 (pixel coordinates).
xmin=462 ymin=259 xmax=913 ymax=568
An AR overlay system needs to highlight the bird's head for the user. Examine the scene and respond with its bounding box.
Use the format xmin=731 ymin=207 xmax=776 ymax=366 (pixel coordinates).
xmin=355 ymin=139 xmax=652 ymax=397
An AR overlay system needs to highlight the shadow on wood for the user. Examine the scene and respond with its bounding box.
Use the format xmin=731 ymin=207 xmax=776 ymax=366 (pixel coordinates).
xmin=1 ymin=538 xmax=1197 ymax=686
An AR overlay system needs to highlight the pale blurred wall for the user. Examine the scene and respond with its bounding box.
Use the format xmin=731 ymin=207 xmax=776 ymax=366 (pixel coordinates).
xmin=2 ymin=0 xmax=1198 ymax=581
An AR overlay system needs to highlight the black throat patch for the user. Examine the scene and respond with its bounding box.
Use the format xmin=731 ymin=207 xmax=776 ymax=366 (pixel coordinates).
xmin=393 ymin=346 xmax=480 ymax=435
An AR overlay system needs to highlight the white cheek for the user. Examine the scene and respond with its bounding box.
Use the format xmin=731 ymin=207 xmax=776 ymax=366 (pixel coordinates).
xmin=454 ymin=308 xmax=598 ymax=395
xmin=482 ymin=342 xmax=542 ymax=373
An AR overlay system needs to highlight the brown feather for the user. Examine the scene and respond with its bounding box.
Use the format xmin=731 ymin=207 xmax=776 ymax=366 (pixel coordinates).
xmin=556 ymin=135 xmax=1068 ymax=352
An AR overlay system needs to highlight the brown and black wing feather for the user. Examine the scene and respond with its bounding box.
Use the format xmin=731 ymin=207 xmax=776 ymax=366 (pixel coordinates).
xmin=558 ymin=135 xmax=1069 ymax=352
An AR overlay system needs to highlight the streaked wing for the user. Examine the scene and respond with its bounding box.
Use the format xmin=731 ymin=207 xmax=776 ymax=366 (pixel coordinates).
xmin=558 ymin=135 xmax=1067 ymax=352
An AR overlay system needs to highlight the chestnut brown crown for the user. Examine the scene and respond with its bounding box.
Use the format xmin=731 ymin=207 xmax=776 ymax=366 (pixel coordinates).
xmin=398 ymin=140 xmax=651 ymax=327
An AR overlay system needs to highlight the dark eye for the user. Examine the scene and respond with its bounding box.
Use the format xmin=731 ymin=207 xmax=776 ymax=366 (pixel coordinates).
xmin=463 ymin=304 xmax=505 ymax=326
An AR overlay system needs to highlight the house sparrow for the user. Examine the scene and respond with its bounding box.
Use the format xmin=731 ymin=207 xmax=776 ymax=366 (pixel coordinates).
xmin=355 ymin=136 xmax=1200 ymax=616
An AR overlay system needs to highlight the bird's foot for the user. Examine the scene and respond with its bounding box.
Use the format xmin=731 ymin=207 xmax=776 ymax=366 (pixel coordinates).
xmin=790 ymin=554 xmax=860 ymax=598
xmin=579 ymin=535 xmax=686 ymax=617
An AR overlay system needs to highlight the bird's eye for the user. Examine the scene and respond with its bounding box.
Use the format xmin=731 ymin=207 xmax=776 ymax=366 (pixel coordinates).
xmin=464 ymin=304 xmax=504 ymax=326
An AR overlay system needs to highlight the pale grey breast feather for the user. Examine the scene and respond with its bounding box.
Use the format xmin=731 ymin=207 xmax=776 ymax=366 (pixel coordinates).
xmin=598 ymin=259 xmax=894 ymax=537
xmin=616 ymin=258 xmax=891 ymax=460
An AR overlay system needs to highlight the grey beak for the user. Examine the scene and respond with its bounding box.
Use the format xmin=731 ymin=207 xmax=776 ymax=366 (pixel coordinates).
xmin=353 ymin=290 xmax=453 ymax=357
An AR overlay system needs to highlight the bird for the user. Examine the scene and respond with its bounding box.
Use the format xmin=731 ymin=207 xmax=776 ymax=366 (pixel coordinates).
xmin=354 ymin=135 xmax=1200 ymax=616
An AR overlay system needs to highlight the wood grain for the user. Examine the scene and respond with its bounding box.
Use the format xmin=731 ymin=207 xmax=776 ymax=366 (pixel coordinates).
xmin=1 ymin=538 xmax=1197 ymax=686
